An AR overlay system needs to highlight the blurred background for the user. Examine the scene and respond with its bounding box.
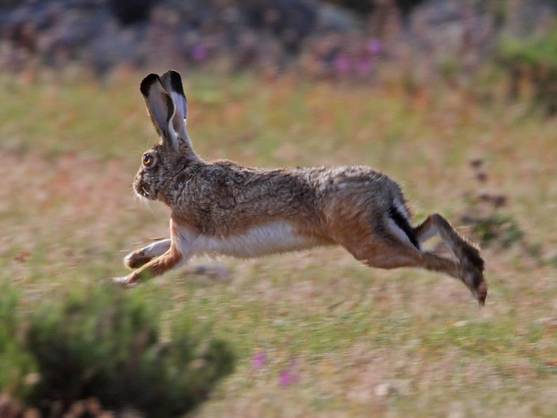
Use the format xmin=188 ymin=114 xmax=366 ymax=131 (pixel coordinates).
xmin=1 ymin=1 xmax=557 ymax=417
xmin=1 ymin=0 xmax=557 ymax=85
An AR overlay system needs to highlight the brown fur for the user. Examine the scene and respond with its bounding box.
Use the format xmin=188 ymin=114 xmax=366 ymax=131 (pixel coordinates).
xmin=126 ymin=246 xmax=182 ymax=284
xmin=116 ymin=71 xmax=487 ymax=305
xmin=163 ymin=161 xmax=397 ymax=240
xmin=124 ymin=223 xmax=182 ymax=284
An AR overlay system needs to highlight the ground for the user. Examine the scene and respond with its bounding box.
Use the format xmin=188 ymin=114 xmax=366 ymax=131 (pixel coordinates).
xmin=1 ymin=71 xmax=557 ymax=417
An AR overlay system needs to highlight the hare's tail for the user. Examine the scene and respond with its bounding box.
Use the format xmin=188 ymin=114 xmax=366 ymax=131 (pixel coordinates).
xmin=387 ymin=204 xmax=419 ymax=249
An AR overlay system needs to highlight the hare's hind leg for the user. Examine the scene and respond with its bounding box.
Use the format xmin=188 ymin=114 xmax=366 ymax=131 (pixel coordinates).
xmin=123 ymin=239 xmax=171 ymax=269
xmin=415 ymin=214 xmax=483 ymax=268
xmin=349 ymin=238 xmax=458 ymax=279
xmin=350 ymin=239 xmax=486 ymax=305
xmin=339 ymin=211 xmax=486 ymax=304
xmin=414 ymin=214 xmax=485 ymax=300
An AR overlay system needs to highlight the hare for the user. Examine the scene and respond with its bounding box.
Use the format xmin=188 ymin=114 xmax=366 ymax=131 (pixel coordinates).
xmin=115 ymin=70 xmax=487 ymax=305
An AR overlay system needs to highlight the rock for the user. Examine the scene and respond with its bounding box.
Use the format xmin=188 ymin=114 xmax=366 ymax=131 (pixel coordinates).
xmin=374 ymin=379 xmax=411 ymax=397
xmin=0 ymin=0 xmax=554 ymax=77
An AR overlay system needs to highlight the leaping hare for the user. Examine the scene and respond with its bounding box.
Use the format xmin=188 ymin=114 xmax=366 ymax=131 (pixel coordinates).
xmin=115 ymin=70 xmax=487 ymax=305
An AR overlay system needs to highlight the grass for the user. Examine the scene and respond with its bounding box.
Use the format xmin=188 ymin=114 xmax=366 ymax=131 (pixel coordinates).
xmin=1 ymin=70 xmax=557 ymax=417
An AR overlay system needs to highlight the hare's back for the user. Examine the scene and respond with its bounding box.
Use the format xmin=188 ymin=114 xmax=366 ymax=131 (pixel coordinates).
xmin=171 ymin=163 xmax=407 ymax=257
xmin=173 ymin=162 xmax=323 ymax=235
xmin=305 ymin=165 xmax=411 ymax=237
xmin=172 ymin=163 xmax=330 ymax=256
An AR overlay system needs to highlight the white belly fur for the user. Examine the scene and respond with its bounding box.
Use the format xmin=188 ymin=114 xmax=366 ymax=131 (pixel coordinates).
xmin=178 ymin=221 xmax=321 ymax=258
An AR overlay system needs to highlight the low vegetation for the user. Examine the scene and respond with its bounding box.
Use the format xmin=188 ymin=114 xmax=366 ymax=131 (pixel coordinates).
xmin=499 ymin=27 xmax=557 ymax=114
xmin=0 ymin=285 xmax=234 ymax=417
xmin=1 ymin=70 xmax=556 ymax=417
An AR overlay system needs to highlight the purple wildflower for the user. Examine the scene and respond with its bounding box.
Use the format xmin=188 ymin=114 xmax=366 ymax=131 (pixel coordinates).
xmin=367 ymin=38 xmax=383 ymax=55
xmin=191 ymin=44 xmax=208 ymax=62
xmin=251 ymin=351 xmax=267 ymax=370
xmin=356 ymin=57 xmax=373 ymax=76
xmin=333 ymin=54 xmax=351 ymax=75
xmin=278 ymin=360 xmax=299 ymax=387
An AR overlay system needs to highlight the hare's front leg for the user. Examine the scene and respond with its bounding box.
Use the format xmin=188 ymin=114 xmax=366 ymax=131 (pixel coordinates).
xmin=123 ymin=238 xmax=171 ymax=269
xmin=114 ymin=220 xmax=194 ymax=287
xmin=114 ymin=242 xmax=188 ymax=287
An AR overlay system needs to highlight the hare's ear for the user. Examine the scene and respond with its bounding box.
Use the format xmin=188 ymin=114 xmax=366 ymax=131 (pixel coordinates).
xmin=140 ymin=73 xmax=180 ymax=151
xmin=160 ymin=70 xmax=189 ymax=141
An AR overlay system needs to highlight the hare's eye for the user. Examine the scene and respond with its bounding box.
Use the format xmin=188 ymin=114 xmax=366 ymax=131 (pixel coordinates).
xmin=143 ymin=154 xmax=154 ymax=167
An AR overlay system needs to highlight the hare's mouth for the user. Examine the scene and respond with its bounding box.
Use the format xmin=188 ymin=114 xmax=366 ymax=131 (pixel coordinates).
xmin=140 ymin=185 xmax=151 ymax=198
xmin=138 ymin=185 xmax=155 ymax=200
xmin=133 ymin=180 xmax=154 ymax=200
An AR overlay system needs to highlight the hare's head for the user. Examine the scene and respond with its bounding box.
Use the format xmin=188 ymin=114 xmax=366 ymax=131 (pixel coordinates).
xmin=134 ymin=71 xmax=197 ymax=200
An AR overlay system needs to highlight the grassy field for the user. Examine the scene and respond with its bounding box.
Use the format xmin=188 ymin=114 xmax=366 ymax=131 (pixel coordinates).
xmin=1 ymin=71 xmax=557 ymax=417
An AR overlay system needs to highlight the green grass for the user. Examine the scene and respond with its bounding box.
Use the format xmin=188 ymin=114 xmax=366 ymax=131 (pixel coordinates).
xmin=1 ymin=71 xmax=557 ymax=417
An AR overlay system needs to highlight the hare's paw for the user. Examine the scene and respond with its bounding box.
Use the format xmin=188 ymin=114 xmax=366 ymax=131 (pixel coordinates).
xmin=456 ymin=242 xmax=486 ymax=306
xmin=112 ymin=275 xmax=137 ymax=288
xmin=123 ymin=251 xmax=152 ymax=270
xmin=460 ymin=264 xmax=487 ymax=306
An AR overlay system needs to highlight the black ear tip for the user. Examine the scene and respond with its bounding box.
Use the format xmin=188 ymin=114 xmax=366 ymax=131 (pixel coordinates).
xmin=140 ymin=73 xmax=160 ymax=96
xmin=168 ymin=70 xmax=185 ymax=95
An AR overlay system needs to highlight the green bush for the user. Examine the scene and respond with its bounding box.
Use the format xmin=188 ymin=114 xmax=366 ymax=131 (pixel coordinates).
xmin=0 ymin=285 xmax=234 ymax=418
xmin=0 ymin=287 xmax=36 ymax=397
xmin=466 ymin=212 xmax=524 ymax=249
xmin=499 ymin=28 xmax=557 ymax=114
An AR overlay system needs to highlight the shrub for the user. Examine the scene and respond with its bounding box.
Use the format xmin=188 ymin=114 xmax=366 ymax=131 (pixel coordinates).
xmin=458 ymin=159 xmax=526 ymax=251
xmin=0 ymin=285 xmax=234 ymax=418
xmin=0 ymin=287 xmax=36 ymax=398
xmin=464 ymin=212 xmax=524 ymax=249
xmin=499 ymin=28 xmax=557 ymax=114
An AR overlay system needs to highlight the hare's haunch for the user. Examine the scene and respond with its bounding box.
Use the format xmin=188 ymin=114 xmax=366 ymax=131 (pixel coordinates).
xmin=115 ymin=71 xmax=487 ymax=305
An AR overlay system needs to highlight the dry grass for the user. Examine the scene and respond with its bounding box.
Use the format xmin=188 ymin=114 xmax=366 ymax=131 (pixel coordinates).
xmin=1 ymin=71 xmax=557 ymax=417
